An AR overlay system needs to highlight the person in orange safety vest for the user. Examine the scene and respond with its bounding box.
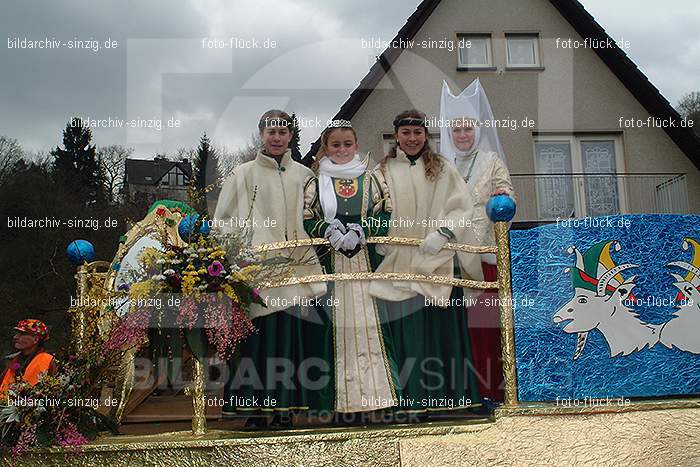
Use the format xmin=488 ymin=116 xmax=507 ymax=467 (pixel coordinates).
xmin=0 ymin=319 xmax=56 ymax=397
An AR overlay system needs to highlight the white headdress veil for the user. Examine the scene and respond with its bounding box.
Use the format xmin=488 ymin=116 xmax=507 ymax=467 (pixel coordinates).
xmin=439 ymin=79 xmax=507 ymax=166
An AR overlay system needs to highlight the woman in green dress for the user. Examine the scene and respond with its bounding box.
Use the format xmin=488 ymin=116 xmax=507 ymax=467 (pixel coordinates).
xmin=304 ymin=120 xmax=401 ymax=422
xmin=214 ymin=109 xmax=333 ymax=429
xmin=368 ymin=109 xmax=483 ymax=418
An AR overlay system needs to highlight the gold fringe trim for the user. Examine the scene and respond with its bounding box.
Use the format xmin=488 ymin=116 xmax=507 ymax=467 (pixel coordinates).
xmin=258 ymin=272 xmax=497 ymax=290
xmin=253 ymin=237 xmax=497 ymax=254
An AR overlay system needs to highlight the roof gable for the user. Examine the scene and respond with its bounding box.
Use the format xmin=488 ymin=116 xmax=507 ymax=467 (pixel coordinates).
xmin=126 ymin=158 xmax=192 ymax=185
xmin=306 ymin=0 xmax=700 ymax=170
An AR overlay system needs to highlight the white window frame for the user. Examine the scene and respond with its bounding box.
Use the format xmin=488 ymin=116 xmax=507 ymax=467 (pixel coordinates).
xmin=456 ymin=34 xmax=493 ymax=69
xmin=161 ymin=166 xmax=188 ymax=187
xmin=532 ymin=134 xmax=627 ymax=220
xmin=506 ymin=33 xmax=541 ymax=68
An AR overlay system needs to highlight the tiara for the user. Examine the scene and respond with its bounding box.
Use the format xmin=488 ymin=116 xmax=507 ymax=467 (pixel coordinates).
xmin=327 ymin=119 xmax=353 ymax=128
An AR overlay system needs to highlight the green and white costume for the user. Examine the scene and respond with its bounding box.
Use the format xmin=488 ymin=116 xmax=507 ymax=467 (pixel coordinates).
xmin=305 ymin=154 xmax=400 ymax=413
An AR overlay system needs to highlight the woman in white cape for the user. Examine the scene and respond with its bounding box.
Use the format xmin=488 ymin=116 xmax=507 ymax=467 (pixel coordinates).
xmin=369 ymin=109 xmax=483 ymax=416
xmin=440 ymin=79 xmax=515 ymax=401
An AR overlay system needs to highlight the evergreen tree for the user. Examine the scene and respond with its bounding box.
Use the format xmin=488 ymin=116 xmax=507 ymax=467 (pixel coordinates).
xmin=51 ymin=117 xmax=104 ymax=203
xmin=191 ymin=132 xmax=218 ymax=216
xmin=290 ymin=113 xmax=303 ymax=163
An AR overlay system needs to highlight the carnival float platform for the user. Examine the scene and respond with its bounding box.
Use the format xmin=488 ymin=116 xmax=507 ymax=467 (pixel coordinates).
xmin=5 ymin=201 xmax=699 ymax=465
xmin=6 ymin=400 xmax=700 ymax=466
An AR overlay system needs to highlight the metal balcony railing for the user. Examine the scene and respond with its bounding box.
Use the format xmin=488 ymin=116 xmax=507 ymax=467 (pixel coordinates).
xmin=510 ymin=173 xmax=689 ymax=222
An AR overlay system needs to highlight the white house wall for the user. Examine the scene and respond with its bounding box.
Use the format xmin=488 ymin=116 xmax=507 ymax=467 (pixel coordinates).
xmin=349 ymin=0 xmax=699 ymax=213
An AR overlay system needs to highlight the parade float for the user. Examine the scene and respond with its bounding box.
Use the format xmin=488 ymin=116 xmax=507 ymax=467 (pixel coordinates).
xmin=2 ymin=196 xmax=699 ymax=465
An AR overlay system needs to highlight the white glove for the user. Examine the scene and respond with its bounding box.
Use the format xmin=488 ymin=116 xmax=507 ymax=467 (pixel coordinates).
xmin=340 ymin=230 xmax=360 ymax=251
xmin=324 ymin=220 xmax=346 ymax=250
xmin=325 ymin=219 xmax=346 ymax=234
xmin=420 ymin=231 xmax=449 ymax=255
xmin=346 ymin=223 xmax=366 ymax=246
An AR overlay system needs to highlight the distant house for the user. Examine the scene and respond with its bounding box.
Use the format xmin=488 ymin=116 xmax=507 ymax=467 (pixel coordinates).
xmin=124 ymin=156 xmax=192 ymax=204
xmin=310 ymin=0 xmax=700 ymax=223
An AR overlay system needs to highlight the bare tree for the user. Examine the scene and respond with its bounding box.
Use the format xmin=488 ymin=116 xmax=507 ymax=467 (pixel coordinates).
xmin=216 ymin=132 xmax=261 ymax=179
xmin=215 ymin=145 xmax=235 ymax=180
xmin=97 ymin=145 xmax=132 ymax=204
xmin=0 ymin=136 xmax=24 ymax=184
xmin=27 ymin=150 xmax=53 ymax=167
xmin=173 ymin=147 xmax=196 ymax=162
xmin=677 ymin=91 xmax=700 ymax=135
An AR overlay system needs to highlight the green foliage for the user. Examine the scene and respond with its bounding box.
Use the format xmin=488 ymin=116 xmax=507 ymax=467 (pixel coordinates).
xmin=290 ymin=113 xmax=303 ymax=163
xmin=0 ymin=157 xmax=126 ymax=355
xmin=189 ymin=132 xmax=220 ymax=216
xmin=51 ymin=118 xmax=106 ymax=203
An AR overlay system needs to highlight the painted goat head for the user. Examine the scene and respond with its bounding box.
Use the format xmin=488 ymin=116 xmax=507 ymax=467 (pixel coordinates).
xmin=660 ymin=238 xmax=700 ymax=354
xmin=553 ymin=240 xmax=647 ymax=359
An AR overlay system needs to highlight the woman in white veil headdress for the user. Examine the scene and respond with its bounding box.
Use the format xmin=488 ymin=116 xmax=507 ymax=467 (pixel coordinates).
xmin=439 ymin=78 xmax=514 ymax=263
xmin=439 ymin=78 xmax=515 ymax=402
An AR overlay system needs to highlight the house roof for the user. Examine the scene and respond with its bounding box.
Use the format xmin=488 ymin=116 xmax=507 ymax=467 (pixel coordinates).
xmin=125 ymin=158 xmax=192 ymax=185
xmin=306 ymin=0 xmax=700 ymax=171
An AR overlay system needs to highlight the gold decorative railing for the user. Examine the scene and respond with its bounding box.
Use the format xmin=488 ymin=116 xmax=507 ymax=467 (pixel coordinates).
xmin=249 ymin=227 xmax=518 ymax=410
xmin=72 ymin=222 xmax=517 ymax=435
xmin=73 ymin=261 xmax=111 ymax=353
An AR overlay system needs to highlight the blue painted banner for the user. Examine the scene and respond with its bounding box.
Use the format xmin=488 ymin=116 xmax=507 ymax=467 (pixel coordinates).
xmin=510 ymin=214 xmax=700 ymax=402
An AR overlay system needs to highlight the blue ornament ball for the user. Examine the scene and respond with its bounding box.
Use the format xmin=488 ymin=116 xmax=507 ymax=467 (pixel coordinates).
xmin=178 ymin=214 xmax=210 ymax=239
xmin=66 ymin=239 xmax=95 ymax=265
xmin=486 ymin=194 xmax=516 ymax=222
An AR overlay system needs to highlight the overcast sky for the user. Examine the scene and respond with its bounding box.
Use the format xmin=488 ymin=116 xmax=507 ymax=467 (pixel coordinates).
xmin=1 ymin=0 xmax=698 ymax=158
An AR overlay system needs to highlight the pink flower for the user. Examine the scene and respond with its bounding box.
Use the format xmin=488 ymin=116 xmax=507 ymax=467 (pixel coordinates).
xmin=207 ymin=261 xmax=224 ymax=277
xmin=11 ymin=424 xmax=37 ymax=461
xmin=104 ymin=308 xmax=151 ymax=353
xmin=252 ymin=288 xmax=260 ymax=299
xmin=203 ymin=298 xmax=255 ymax=360
xmin=56 ymin=423 xmax=89 ymax=448
xmin=176 ymin=297 xmax=199 ymax=330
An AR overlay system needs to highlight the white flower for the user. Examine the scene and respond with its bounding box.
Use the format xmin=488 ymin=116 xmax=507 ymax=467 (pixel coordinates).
xmin=152 ymin=274 xmax=166 ymax=281
xmin=156 ymin=258 xmax=167 ymax=265
xmin=163 ymin=269 xmax=176 ymax=275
